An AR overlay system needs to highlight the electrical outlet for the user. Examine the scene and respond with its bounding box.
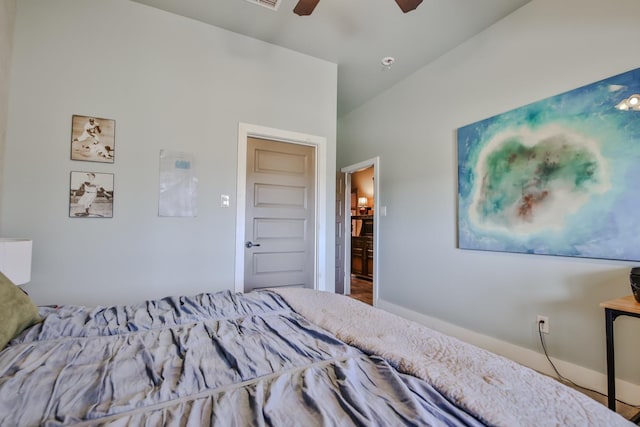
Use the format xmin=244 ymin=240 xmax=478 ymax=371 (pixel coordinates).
xmin=537 ymin=315 xmax=549 ymax=334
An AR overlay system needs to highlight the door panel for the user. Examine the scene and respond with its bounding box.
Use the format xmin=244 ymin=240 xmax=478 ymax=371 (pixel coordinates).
xmin=335 ymin=172 xmax=345 ymax=294
xmin=254 ymin=218 xmax=306 ymax=239
xmin=244 ymin=137 xmax=315 ymax=292
xmin=255 ymin=184 xmax=306 ymax=207
xmin=255 ymin=149 xmax=307 ymax=175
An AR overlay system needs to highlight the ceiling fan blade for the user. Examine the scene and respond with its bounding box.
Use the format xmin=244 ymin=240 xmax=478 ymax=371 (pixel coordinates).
xmin=293 ymin=0 xmax=320 ymax=16
xmin=395 ymin=0 xmax=423 ymax=13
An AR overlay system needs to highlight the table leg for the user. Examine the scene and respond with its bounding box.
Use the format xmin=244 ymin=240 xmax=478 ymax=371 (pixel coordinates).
xmin=605 ymin=308 xmax=616 ymax=411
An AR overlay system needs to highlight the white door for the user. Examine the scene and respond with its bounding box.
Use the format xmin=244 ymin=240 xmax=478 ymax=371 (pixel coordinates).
xmin=243 ymin=137 xmax=316 ymax=292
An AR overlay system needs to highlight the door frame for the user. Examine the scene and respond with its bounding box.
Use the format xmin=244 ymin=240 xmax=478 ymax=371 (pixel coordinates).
xmin=341 ymin=157 xmax=380 ymax=305
xmin=235 ymin=122 xmax=327 ymax=293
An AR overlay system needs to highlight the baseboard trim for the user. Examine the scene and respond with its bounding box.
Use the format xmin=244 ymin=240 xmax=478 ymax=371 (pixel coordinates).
xmin=377 ymin=298 xmax=640 ymax=406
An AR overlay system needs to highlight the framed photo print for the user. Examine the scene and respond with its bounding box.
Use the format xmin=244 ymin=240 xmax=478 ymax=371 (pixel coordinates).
xmin=70 ymin=114 xmax=115 ymax=163
xmin=69 ymin=171 xmax=114 ymax=218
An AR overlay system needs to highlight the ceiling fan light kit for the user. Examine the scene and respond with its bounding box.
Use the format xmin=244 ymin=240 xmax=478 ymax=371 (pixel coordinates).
xmin=293 ymin=0 xmax=422 ymax=16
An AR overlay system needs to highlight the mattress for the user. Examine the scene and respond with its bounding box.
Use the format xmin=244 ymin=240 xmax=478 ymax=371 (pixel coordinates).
xmin=0 ymin=289 xmax=632 ymax=426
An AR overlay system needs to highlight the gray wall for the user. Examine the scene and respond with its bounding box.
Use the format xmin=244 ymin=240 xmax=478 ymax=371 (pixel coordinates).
xmin=338 ymin=0 xmax=640 ymax=384
xmin=2 ymin=0 xmax=336 ymax=306
xmin=0 ymin=0 xmax=16 ymax=230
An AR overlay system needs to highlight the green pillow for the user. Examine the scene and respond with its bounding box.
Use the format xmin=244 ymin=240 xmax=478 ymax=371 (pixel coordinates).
xmin=0 ymin=271 xmax=41 ymax=350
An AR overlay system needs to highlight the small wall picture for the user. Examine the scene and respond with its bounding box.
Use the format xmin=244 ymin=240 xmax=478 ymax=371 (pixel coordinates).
xmin=70 ymin=115 xmax=115 ymax=163
xmin=69 ymin=171 xmax=114 ymax=218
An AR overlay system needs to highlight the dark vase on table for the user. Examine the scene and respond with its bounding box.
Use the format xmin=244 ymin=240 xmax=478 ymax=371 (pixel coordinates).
xmin=631 ymin=267 xmax=640 ymax=303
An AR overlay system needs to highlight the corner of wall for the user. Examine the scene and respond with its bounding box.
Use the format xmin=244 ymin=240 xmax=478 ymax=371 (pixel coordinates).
xmin=0 ymin=0 xmax=18 ymax=231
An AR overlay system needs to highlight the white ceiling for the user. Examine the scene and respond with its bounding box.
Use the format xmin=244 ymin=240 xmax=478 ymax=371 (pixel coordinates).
xmin=131 ymin=0 xmax=531 ymax=116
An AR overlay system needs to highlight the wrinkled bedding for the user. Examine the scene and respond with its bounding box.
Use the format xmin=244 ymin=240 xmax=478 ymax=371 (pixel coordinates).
xmin=272 ymin=288 xmax=633 ymax=427
xmin=0 ymin=290 xmax=484 ymax=426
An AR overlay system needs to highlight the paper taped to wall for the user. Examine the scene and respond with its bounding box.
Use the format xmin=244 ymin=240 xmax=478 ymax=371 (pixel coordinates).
xmin=158 ymin=150 xmax=198 ymax=217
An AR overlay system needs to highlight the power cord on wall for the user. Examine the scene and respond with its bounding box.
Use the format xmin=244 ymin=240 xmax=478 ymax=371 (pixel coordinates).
xmin=537 ymin=319 xmax=640 ymax=411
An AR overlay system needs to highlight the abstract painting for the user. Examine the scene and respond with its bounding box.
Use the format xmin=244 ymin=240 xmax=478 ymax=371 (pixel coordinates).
xmin=457 ymin=67 xmax=640 ymax=261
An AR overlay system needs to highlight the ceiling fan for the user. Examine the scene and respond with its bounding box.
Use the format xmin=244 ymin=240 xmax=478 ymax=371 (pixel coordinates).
xmin=293 ymin=0 xmax=423 ymax=16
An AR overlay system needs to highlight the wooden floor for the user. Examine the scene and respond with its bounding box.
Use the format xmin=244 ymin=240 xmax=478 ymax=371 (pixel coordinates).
xmin=348 ymin=276 xmax=373 ymax=305
xmin=562 ymin=380 xmax=640 ymax=422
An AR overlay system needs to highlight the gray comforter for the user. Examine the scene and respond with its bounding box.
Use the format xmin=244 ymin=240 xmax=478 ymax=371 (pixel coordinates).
xmin=0 ymin=290 xmax=483 ymax=426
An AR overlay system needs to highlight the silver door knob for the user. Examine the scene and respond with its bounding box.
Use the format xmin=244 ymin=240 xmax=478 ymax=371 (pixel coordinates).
xmin=245 ymin=241 xmax=261 ymax=248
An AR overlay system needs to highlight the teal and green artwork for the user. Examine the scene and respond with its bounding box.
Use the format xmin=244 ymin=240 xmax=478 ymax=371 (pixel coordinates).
xmin=457 ymin=67 xmax=640 ymax=261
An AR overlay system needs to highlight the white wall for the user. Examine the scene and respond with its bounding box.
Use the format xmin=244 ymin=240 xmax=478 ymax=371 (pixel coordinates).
xmin=2 ymin=0 xmax=336 ymax=306
xmin=0 ymin=0 xmax=16 ymax=230
xmin=338 ymin=0 xmax=640 ymax=388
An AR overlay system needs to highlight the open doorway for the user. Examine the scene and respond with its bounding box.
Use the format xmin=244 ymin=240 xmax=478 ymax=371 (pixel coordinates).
xmin=340 ymin=157 xmax=379 ymax=306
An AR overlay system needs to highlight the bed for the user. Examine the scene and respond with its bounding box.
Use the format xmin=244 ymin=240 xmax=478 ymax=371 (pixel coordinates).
xmin=0 ymin=284 xmax=633 ymax=426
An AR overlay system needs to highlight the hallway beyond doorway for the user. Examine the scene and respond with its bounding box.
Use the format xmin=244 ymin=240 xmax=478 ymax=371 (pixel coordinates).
xmin=348 ymin=276 xmax=373 ymax=305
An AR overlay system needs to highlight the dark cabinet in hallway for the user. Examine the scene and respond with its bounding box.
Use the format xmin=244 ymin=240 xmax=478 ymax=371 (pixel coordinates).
xmin=351 ymin=216 xmax=373 ymax=280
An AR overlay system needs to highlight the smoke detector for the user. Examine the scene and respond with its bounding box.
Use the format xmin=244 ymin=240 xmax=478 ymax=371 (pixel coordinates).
xmin=245 ymin=0 xmax=282 ymax=11
xmin=381 ymin=57 xmax=395 ymax=70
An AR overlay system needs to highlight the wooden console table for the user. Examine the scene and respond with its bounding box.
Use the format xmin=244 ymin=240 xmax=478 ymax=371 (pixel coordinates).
xmin=600 ymin=295 xmax=640 ymax=422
